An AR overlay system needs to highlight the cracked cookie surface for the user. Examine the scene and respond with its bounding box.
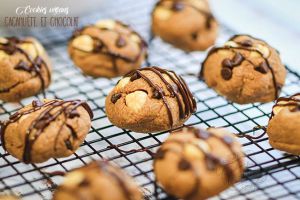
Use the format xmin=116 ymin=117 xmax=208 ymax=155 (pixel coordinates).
xmin=53 ymin=160 xmax=142 ymax=200
xmin=68 ymin=19 xmax=147 ymax=78
xmin=0 ymin=37 xmax=52 ymax=102
xmin=267 ymin=93 xmax=300 ymax=155
xmin=154 ymin=127 xmax=244 ymax=200
xmin=151 ymin=0 xmax=218 ymax=51
xmin=0 ymin=99 xmax=93 ymax=163
xmin=200 ymin=34 xmax=286 ymax=104
xmin=105 ymin=66 xmax=197 ymax=133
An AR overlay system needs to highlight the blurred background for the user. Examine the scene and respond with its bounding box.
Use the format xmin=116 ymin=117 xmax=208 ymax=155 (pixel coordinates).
xmin=0 ymin=0 xmax=299 ymax=70
xmin=210 ymin=0 xmax=300 ymax=74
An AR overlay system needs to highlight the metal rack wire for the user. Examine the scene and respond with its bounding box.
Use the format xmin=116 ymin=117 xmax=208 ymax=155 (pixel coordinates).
xmin=1 ymin=0 xmax=300 ymax=199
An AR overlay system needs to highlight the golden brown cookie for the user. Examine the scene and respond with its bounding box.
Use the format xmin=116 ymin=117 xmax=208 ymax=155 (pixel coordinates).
xmin=200 ymin=34 xmax=286 ymax=104
xmin=151 ymin=0 xmax=218 ymax=51
xmin=53 ymin=160 xmax=142 ymax=200
xmin=0 ymin=37 xmax=52 ymax=102
xmin=68 ymin=19 xmax=147 ymax=78
xmin=267 ymin=93 xmax=300 ymax=155
xmin=0 ymin=195 xmax=19 ymax=200
xmin=0 ymin=99 xmax=93 ymax=163
xmin=105 ymin=66 xmax=197 ymax=133
xmin=154 ymin=127 xmax=244 ymax=200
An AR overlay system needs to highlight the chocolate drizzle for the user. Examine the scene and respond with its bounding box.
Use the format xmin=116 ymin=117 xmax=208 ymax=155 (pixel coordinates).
xmin=70 ymin=21 xmax=147 ymax=73
xmin=153 ymin=0 xmax=215 ymax=29
xmin=200 ymin=34 xmax=280 ymax=99
xmin=237 ymin=93 xmax=300 ymax=140
xmin=270 ymin=93 xmax=300 ymax=118
xmin=0 ymin=37 xmax=51 ymax=97
xmin=93 ymin=161 xmax=136 ymax=200
xmin=154 ymin=127 xmax=243 ymax=199
xmin=0 ymin=99 xmax=93 ymax=163
xmin=111 ymin=93 xmax=122 ymax=104
xmin=124 ymin=66 xmax=196 ymax=128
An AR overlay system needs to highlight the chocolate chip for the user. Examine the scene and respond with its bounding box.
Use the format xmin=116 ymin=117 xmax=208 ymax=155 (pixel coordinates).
xmin=32 ymin=100 xmax=44 ymax=108
xmin=111 ymin=93 xmax=122 ymax=104
xmin=255 ymin=61 xmax=269 ymax=74
xmin=130 ymin=72 xmax=141 ymax=81
xmin=153 ymin=90 xmax=162 ymax=99
xmin=65 ymin=139 xmax=73 ymax=150
xmin=116 ymin=36 xmax=126 ymax=48
xmin=155 ymin=149 xmax=166 ymax=159
xmin=172 ymin=2 xmax=184 ymax=11
xmin=232 ymin=53 xmax=244 ymax=65
xmin=221 ymin=67 xmax=232 ymax=80
xmin=93 ymin=40 xmax=103 ymax=52
xmin=178 ymin=158 xmax=191 ymax=170
xmin=79 ymin=179 xmax=90 ymax=187
xmin=222 ymin=59 xmax=233 ymax=68
xmin=239 ymin=39 xmax=253 ymax=47
xmin=191 ymin=32 xmax=198 ymax=40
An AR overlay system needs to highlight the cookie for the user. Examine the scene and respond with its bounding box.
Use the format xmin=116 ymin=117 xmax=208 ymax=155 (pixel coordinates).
xmin=53 ymin=160 xmax=142 ymax=200
xmin=267 ymin=93 xmax=300 ymax=155
xmin=0 ymin=195 xmax=19 ymax=200
xmin=0 ymin=37 xmax=52 ymax=102
xmin=68 ymin=19 xmax=147 ymax=78
xmin=0 ymin=99 xmax=93 ymax=163
xmin=200 ymin=34 xmax=286 ymax=104
xmin=154 ymin=127 xmax=244 ymax=200
xmin=151 ymin=0 xmax=218 ymax=51
xmin=105 ymin=66 xmax=197 ymax=133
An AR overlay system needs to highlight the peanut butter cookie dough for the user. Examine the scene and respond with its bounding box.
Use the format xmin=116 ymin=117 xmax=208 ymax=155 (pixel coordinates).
xmin=53 ymin=160 xmax=142 ymax=200
xmin=0 ymin=37 xmax=52 ymax=102
xmin=154 ymin=127 xmax=244 ymax=200
xmin=200 ymin=34 xmax=286 ymax=104
xmin=0 ymin=99 xmax=93 ymax=163
xmin=105 ymin=66 xmax=197 ymax=133
xmin=68 ymin=19 xmax=147 ymax=78
xmin=151 ymin=0 xmax=218 ymax=51
xmin=267 ymin=93 xmax=300 ymax=155
xmin=0 ymin=195 xmax=19 ymax=200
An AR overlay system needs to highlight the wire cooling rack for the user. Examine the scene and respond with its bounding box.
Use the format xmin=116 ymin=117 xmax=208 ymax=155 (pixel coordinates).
xmin=1 ymin=0 xmax=300 ymax=199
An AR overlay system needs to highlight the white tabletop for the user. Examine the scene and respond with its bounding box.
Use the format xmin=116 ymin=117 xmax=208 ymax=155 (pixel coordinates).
xmin=210 ymin=0 xmax=300 ymax=73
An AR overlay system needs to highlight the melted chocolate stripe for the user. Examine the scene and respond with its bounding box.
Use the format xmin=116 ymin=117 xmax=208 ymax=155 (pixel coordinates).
xmin=270 ymin=93 xmax=300 ymax=119
xmin=193 ymin=128 xmax=238 ymax=181
xmin=153 ymin=67 xmax=196 ymax=118
xmin=95 ymin=161 xmax=135 ymax=200
xmin=149 ymin=67 xmax=185 ymax=119
xmin=136 ymin=70 xmax=174 ymax=126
